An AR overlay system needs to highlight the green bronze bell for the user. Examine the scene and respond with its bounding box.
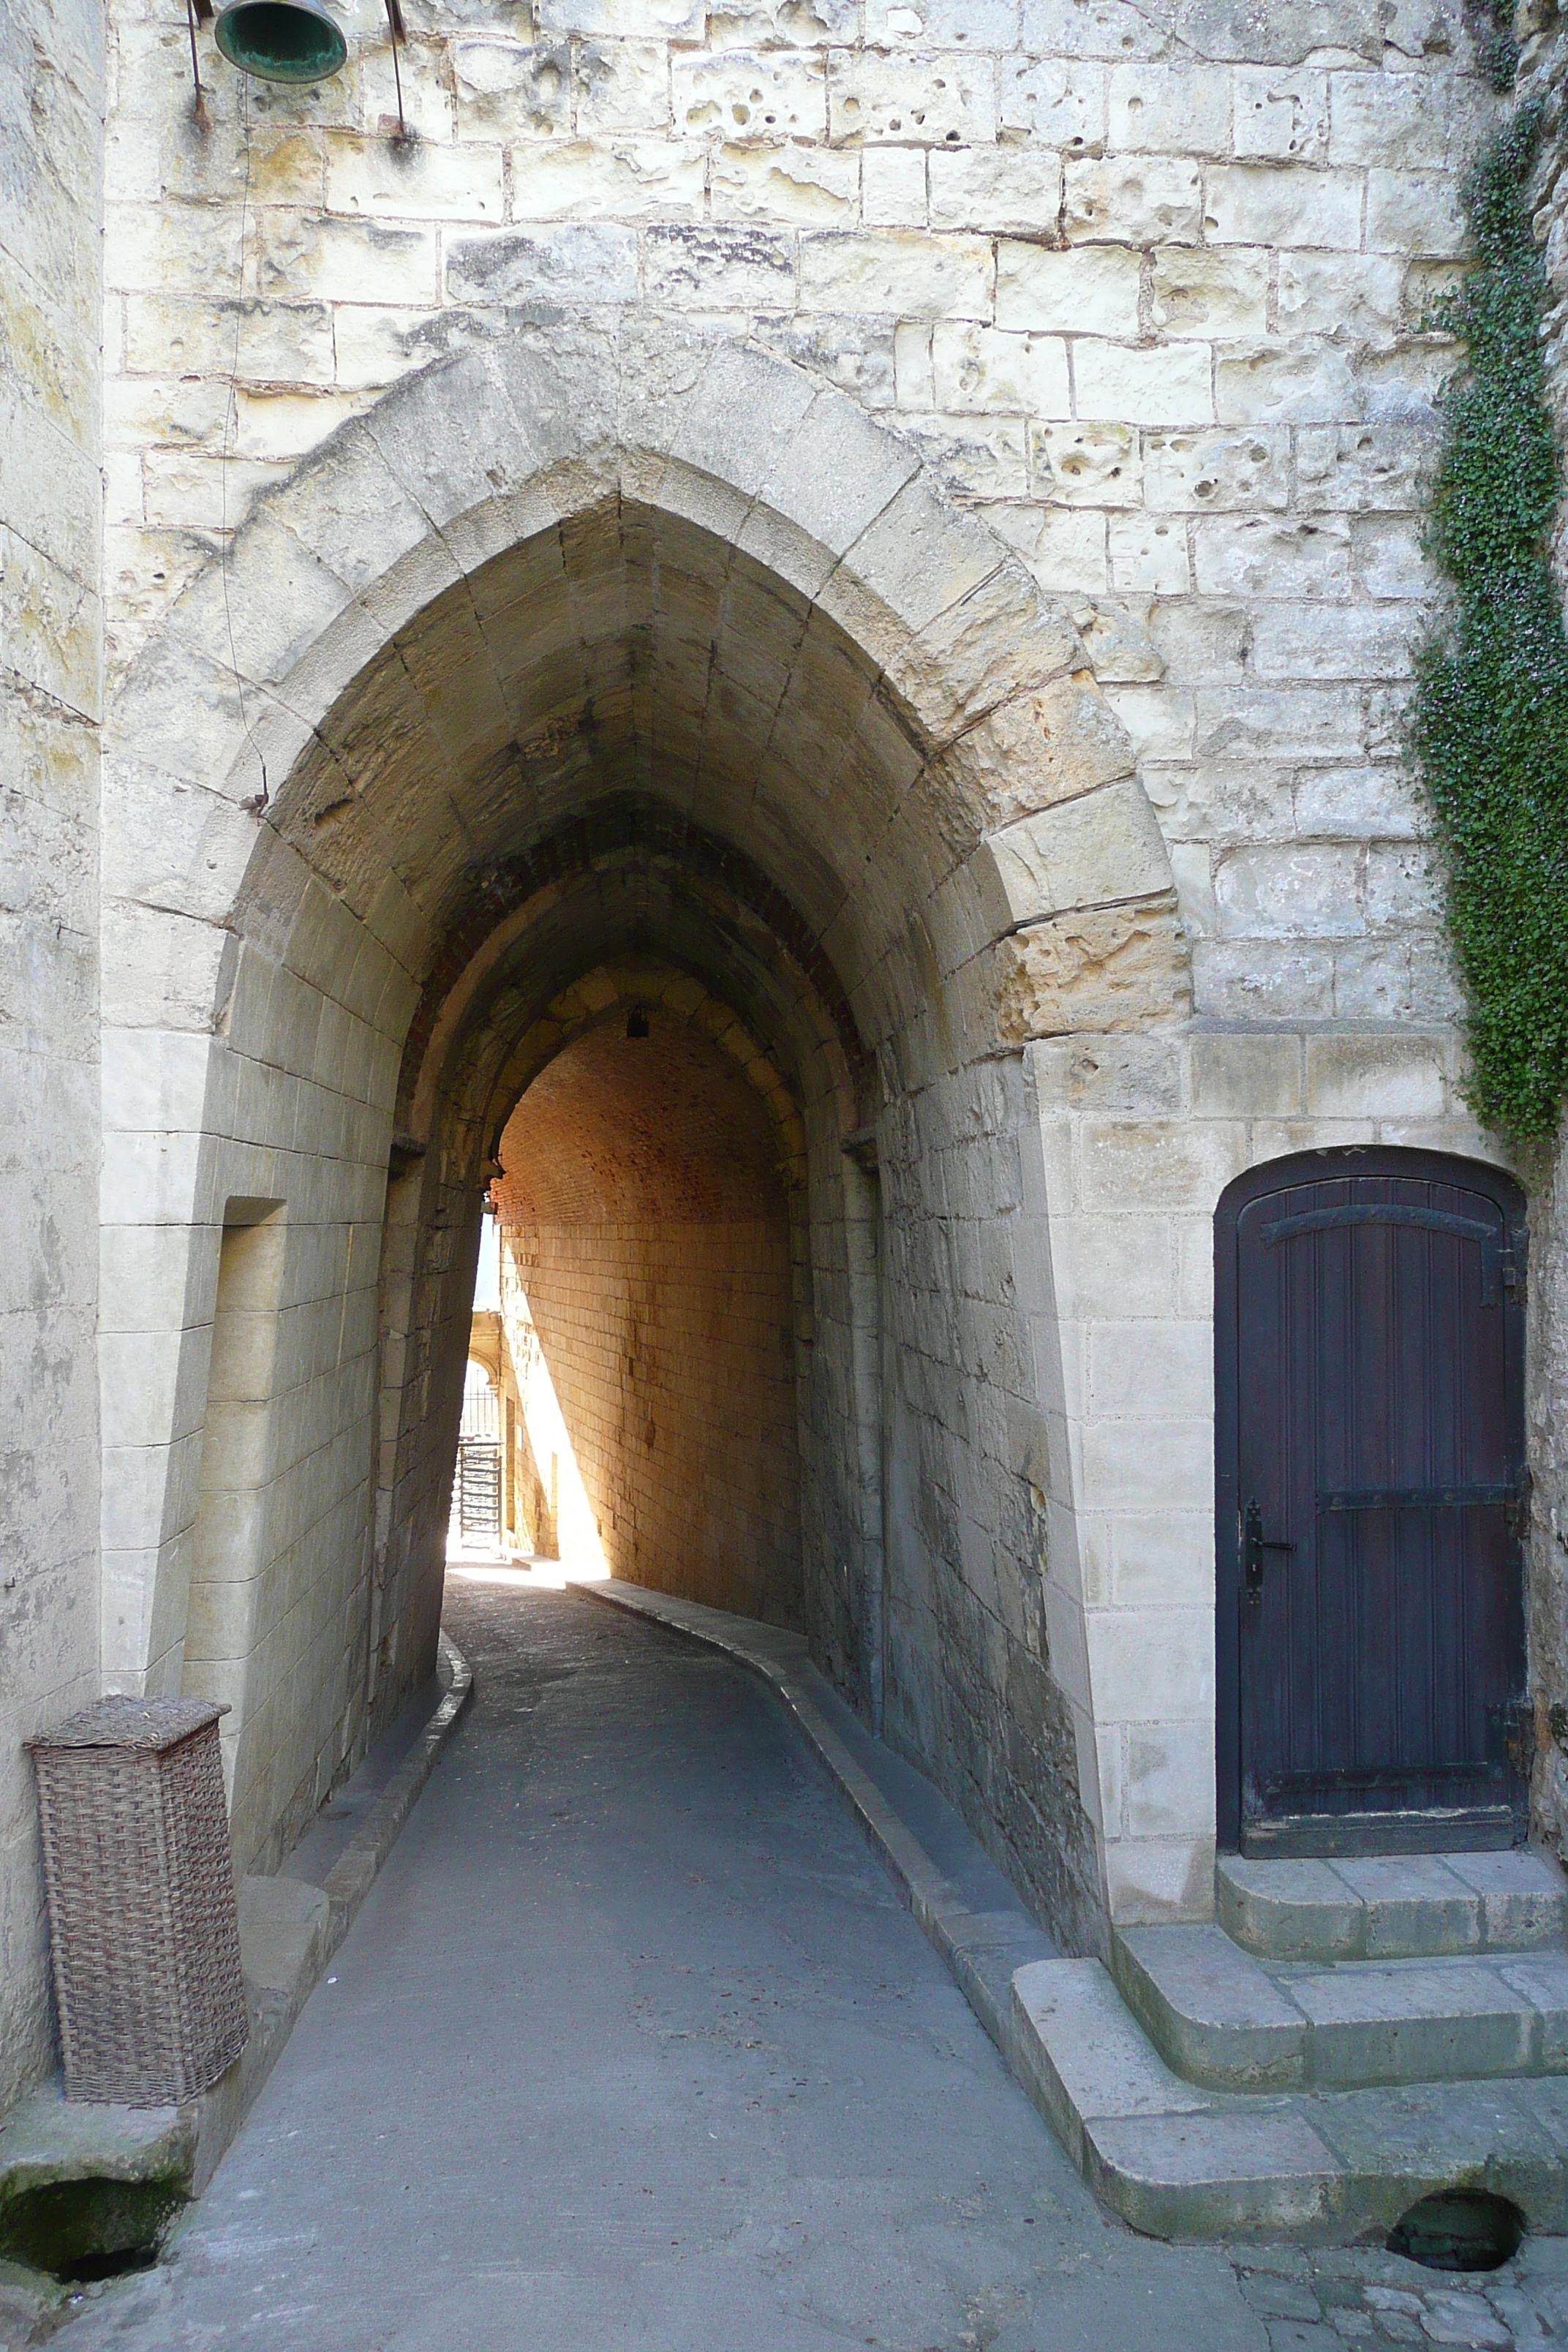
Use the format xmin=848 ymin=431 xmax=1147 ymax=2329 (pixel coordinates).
xmin=213 ymin=0 xmax=347 ymax=83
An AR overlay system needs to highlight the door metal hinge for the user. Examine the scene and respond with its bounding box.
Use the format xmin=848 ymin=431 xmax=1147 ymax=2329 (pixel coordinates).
xmin=1506 ymin=1466 xmax=1534 ymax=1540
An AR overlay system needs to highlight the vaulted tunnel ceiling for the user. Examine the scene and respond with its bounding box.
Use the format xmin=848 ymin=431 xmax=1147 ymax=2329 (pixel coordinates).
xmin=277 ymin=494 xmax=956 ymax=1052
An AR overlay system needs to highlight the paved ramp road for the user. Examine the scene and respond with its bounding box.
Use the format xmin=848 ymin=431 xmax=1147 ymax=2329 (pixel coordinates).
xmin=53 ymin=1583 xmax=1268 ymax=2352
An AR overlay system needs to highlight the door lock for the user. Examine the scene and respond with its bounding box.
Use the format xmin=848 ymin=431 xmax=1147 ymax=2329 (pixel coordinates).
xmin=1242 ymin=1498 xmax=1296 ymax=1606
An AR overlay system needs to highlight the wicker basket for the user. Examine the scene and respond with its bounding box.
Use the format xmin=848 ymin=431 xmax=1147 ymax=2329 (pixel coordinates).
xmin=27 ymin=1696 xmax=249 ymax=2106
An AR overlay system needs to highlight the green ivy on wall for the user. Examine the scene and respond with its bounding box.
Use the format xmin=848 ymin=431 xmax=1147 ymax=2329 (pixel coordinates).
xmin=1409 ymin=97 xmax=1568 ymax=1153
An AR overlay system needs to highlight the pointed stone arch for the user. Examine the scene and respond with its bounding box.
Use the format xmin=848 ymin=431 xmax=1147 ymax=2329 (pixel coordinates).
xmin=102 ymin=316 xmax=1191 ymax=1939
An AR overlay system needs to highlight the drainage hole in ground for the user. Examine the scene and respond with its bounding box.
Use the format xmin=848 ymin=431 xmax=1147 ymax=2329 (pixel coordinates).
xmin=1387 ymin=2189 xmax=1523 ymax=2272
xmin=0 ymin=2175 xmax=187 ymax=2282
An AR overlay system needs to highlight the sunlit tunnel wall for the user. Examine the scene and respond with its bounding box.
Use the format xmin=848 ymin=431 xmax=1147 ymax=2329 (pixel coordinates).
xmin=490 ymin=1009 xmax=803 ymax=1627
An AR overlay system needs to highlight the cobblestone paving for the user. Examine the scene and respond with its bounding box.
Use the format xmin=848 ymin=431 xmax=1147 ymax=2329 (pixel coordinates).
xmin=1226 ymin=2240 xmax=1568 ymax=2351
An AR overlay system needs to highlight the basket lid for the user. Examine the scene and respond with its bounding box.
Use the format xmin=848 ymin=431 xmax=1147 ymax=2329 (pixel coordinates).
xmin=26 ymin=1695 xmax=229 ymax=1754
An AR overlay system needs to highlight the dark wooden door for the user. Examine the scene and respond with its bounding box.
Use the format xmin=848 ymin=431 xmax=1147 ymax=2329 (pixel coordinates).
xmin=1215 ymin=1150 xmax=1528 ymax=1858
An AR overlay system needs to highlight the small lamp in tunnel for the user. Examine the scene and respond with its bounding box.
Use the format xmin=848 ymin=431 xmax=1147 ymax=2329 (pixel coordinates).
xmin=625 ymin=1005 xmax=650 ymax=1040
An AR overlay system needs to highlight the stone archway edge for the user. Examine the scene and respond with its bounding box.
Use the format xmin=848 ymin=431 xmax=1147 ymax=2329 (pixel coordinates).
xmin=0 ymin=1635 xmax=472 ymax=2267
xmin=107 ymin=317 xmax=1182 ymax=1022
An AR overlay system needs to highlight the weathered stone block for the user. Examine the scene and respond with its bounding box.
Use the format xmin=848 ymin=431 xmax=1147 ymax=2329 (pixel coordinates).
xmin=573 ymin=38 xmax=670 ymax=135
xmin=643 ymin=222 xmax=796 ymax=308
xmin=1232 ymin=67 xmax=1328 ymax=160
xmin=324 ymin=134 xmax=503 ymax=224
xmin=535 ymin=0 xmax=703 ymax=31
xmin=1277 ymin=252 xmax=1404 ymax=342
xmin=1149 ymin=248 xmax=1270 ymax=338
xmin=862 ymin=146 xmax=928 ymax=226
xmin=1103 ymin=683 xmax=1192 ymax=761
xmin=1111 ymin=513 xmax=1194 ymax=592
xmin=997 ymin=242 xmax=1140 ymax=336
xmin=509 ymin=137 xmax=705 ymax=219
xmin=1188 ymin=1032 xmax=1303 ymax=1117
xmin=1064 ymin=156 xmax=1203 ymax=244
xmin=1108 ymin=64 xmax=1232 ymax=155
xmin=1328 ymin=69 xmax=1488 ymax=170
xmin=932 ymin=321 xmax=1071 ymax=415
xmin=930 ymin=146 xmax=1063 ymax=234
xmin=672 ymin=48 xmax=827 ymax=143
xmin=1365 ymin=168 xmax=1468 ymax=256
xmin=1142 ymin=426 xmax=1288 ymax=512
xmin=800 ymin=230 xmax=993 ymax=317
xmin=1305 ymin=1034 xmax=1447 ymax=1117
xmin=1076 ymin=339 xmax=1213 ymax=426
xmin=708 ymin=142 xmax=856 ymax=226
xmin=998 ymin=53 xmax=1107 ymax=148
xmin=1032 ymin=421 xmax=1140 ymax=507
xmin=995 ymin=897 xmax=1190 ymax=1040
xmin=1205 ymin=163 xmax=1362 ymax=247
xmin=827 ymin=48 xmax=998 ymax=146
xmin=1194 ymin=513 xmax=1352 ymax=598
xmin=445 ymin=222 xmax=638 ymax=306
xmin=453 ymin=40 xmax=572 ymax=137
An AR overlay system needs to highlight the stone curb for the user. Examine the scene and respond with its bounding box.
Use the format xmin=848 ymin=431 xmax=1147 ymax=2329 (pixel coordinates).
xmin=0 ymin=1631 xmax=474 ymax=2259
xmin=573 ymin=1583 xmax=1568 ymax=2247
xmin=576 ymin=1580 xmax=1053 ymax=2077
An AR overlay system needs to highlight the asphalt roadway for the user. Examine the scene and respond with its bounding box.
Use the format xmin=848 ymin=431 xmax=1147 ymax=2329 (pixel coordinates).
xmin=51 ymin=1578 xmax=1283 ymax=2352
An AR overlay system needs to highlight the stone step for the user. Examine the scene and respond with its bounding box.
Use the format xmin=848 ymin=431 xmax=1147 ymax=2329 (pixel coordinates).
xmin=1009 ymin=1955 xmax=1568 ymax=2243
xmin=1113 ymin=1926 xmax=1568 ymax=2093
xmin=1216 ymin=1850 xmax=1568 ymax=1964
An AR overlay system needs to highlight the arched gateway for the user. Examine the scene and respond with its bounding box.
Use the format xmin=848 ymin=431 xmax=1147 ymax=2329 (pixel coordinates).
xmin=101 ymin=314 xmax=1499 ymax=1960
xmin=102 ymin=320 xmax=1187 ymax=1950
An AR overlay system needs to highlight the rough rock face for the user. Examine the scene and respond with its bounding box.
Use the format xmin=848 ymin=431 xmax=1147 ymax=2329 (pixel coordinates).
xmin=0 ymin=0 xmax=103 ymax=2108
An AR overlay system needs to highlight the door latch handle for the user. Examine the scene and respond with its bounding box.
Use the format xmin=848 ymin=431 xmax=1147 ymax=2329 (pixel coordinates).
xmin=1242 ymin=1498 xmax=1296 ymax=1605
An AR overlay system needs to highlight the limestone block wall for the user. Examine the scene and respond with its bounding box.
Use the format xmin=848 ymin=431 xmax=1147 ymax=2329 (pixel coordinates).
xmin=491 ymin=1011 xmax=803 ymax=1624
xmin=0 ymin=0 xmax=103 ymax=2106
xmin=93 ymin=0 xmax=1528 ymax=1948
xmin=101 ymin=881 xmax=410 ymax=1882
xmin=499 ymin=1223 xmax=801 ymax=1612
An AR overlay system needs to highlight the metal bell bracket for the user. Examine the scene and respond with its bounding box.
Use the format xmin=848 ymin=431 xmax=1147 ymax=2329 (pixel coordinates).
xmin=189 ymin=0 xmax=409 ymax=137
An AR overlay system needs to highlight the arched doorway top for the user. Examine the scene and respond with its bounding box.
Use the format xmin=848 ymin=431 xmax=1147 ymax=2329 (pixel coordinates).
xmin=106 ymin=314 xmax=1188 ymax=1058
xmin=118 ymin=315 xmax=1083 ymax=797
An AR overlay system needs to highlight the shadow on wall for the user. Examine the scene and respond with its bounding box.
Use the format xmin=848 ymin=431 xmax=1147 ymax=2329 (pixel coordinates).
xmin=486 ymin=1007 xmax=803 ymax=1629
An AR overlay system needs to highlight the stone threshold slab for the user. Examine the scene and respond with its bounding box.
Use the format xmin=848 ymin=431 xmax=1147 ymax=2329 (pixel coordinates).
xmin=0 ymin=1630 xmax=473 ymax=2313
xmin=1115 ymin=1923 xmax=1568 ymax=2094
xmin=1016 ymin=1954 xmax=1568 ymax=2244
xmin=1217 ymin=1851 xmax=1568 ymax=1964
